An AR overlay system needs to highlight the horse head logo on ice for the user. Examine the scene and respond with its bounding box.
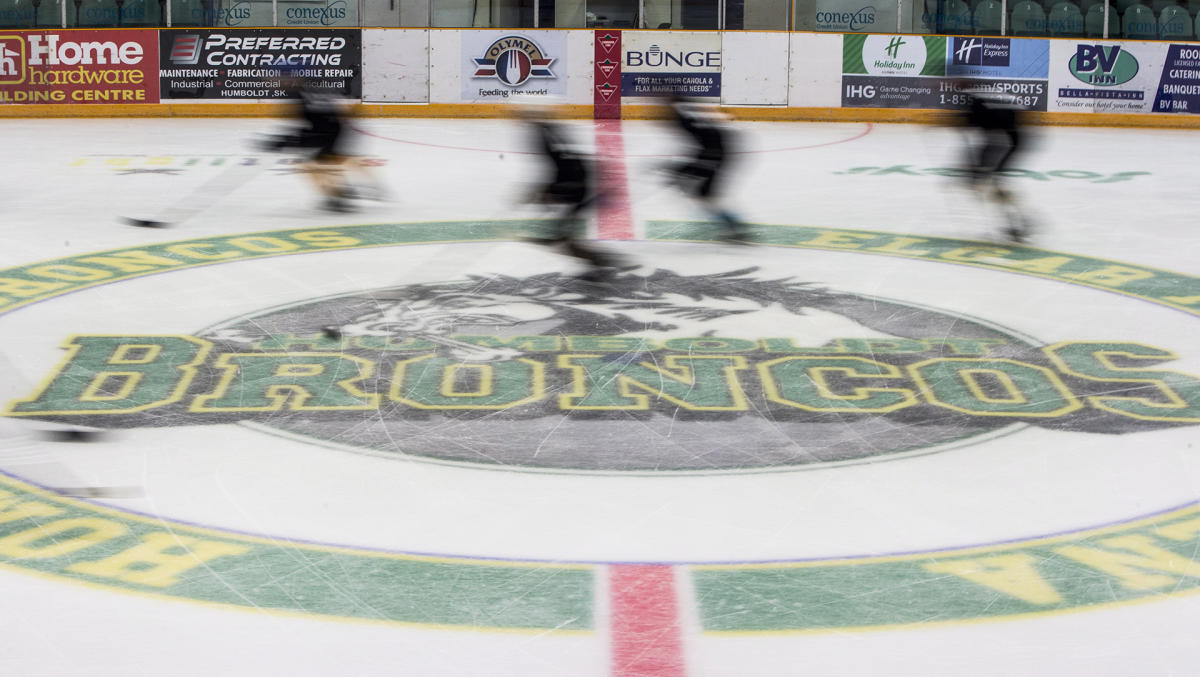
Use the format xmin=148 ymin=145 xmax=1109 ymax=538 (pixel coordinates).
xmin=295 ymin=268 xmax=902 ymax=361
xmin=472 ymin=35 xmax=555 ymax=87
xmin=184 ymin=265 xmax=1079 ymax=470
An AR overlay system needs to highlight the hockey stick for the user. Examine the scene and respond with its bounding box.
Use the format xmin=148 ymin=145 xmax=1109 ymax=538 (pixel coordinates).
xmin=121 ymin=155 xmax=269 ymax=228
xmin=0 ymin=427 xmax=143 ymax=498
xmin=0 ymin=353 xmax=143 ymax=498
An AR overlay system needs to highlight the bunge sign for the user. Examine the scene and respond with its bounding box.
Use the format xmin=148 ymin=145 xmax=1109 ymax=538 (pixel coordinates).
xmin=620 ymin=31 xmax=721 ymax=99
xmin=0 ymin=30 xmax=159 ymax=104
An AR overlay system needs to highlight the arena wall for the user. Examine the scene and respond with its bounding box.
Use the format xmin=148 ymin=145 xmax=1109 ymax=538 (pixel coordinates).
xmin=0 ymin=27 xmax=1196 ymax=127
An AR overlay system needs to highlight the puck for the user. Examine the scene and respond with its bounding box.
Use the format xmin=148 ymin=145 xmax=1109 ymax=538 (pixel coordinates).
xmin=42 ymin=429 xmax=106 ymax=443
xmin=122 ymin=218 xmax=169 ymax=228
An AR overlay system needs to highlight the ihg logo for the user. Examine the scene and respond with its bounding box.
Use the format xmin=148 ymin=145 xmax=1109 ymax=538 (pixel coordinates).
xmin=1069 ymin=44 xmax=1139 ymax=86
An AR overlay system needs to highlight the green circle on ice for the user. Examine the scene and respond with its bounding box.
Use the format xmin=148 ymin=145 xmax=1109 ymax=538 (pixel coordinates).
xmin=1 ymin=220 xmax=1200 ymax=634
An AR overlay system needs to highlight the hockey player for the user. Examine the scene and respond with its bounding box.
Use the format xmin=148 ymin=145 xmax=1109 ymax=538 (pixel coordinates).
xmin=958 ymin=82 xmax=1032 ymax=243
xmin=522 ymin=108 xmax=622 ymax=279
xmin=259 ymin=71 xmax=383 ymax=212
xmin=663 ymin=95 xmax=751 ymax=243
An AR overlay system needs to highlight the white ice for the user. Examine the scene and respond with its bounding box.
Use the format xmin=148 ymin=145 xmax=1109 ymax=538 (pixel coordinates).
xmin=0 ymin=116 xmax=1197 ymax=676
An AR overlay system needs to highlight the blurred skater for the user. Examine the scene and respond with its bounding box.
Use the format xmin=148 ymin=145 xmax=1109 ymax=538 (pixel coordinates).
xmin=259 ymin=71 xmax=385 ymax=212
xmin=958 ymin=83 xmax=1033 ymax=243
xmin=522 ymin=109 xmax=622 ymax=279
xmin=663 ymin=95 xmax=750 ymax=243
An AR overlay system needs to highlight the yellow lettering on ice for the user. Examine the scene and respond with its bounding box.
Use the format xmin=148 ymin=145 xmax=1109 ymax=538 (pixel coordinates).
xmin=0 ymin=518 xmax=126 ymax=559
xmin=923 ymin=553 xmax=1063 ymax=605
xmin=1054 ymin=534 xmax=1200 ymax=590
xmin=69 ymin=532 xmax=251 ymax=587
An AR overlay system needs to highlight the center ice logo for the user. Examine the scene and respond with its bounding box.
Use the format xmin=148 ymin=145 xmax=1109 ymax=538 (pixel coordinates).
xmin=472 ymin=35 xmax=555 ymax=87
xmin=10 ymin=265 xmax=1200 ymax=473
xmin=1070 ymin=45 xmax=1139 ymax=86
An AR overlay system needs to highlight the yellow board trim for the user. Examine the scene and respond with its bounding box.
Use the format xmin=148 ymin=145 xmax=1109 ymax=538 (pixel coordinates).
xmin=3 ymin=101 xmax=1200 ymax=128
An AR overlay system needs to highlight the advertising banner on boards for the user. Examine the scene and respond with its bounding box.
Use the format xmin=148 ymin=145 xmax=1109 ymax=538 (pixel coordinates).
xmin=841 ymin=34 xmax=946 ymax=109
xmin=0 ymin=30 xmax=159 ymax=105
xmin=842 ymin=34 xmax=1049 ymax=112
xmin=620 ymin=31 xmax=721 ymax=99
xmin=1047 ymin=40 xmax=1200 ymax=115
xmin=158 ymin=29 xmax=360 ymax=100
xmin=595 ymin=30 xmax=621 ymax=117
xmin=1152 ymin=44 xmax=1200 ymax=114
xmin=461 ymin=31 xmax=567 ymax=102
xmin=1048 ymin=40 xmax=1166 ymax=114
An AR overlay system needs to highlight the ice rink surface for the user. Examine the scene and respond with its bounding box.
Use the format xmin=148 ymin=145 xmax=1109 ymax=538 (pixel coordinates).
xmin=0 ymin=115 xmax=1198 ymax=676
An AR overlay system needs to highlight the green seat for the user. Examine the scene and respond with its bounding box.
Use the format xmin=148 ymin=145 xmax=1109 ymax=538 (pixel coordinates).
xmin=1085 ymin=2 xmax=1119 ymax=34
xmin=1151 ymin=0 xmax=1177 ymax=12
xmin=36 ymin=0 xmax=75 ymax=26
xmin=1048 ymin=0 xmax=1086 ymax=33
xmin=170 ymin=0 xmax=209 ymax=25
xmin=974 ymin=0 xmax=1004 ymax=32
xmin=0 ymin=0 xmax=37 ymax=27
xmin=1011 ymin=0 xmax=1048 ymax=33
xmin=1123 ymin=2 xmax=1158 ymax=35
xmin=121 ymin=0 xmax=163 ymax=25
xmin=1195 ymin=10 xmax=1200 ymax=36
xmin=944 ymin=0 xmax=974 ymax=32
xmin=1079 ymin=0 xmax=1105 ymax=12
xmin=922 ymin=0 xmax=938 ymax=27
xmin=1160 ymin=3 xmax=1194 ymax=33
xmin=921 ymin=0 xmax=974 ymax=32
xmin=76 ymin=0 xmax=120 ymax=26
xmin=922 ymin=0 xmax=974 ymax=32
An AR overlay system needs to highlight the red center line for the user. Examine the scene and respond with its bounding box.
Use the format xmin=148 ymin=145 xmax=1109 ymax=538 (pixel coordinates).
xmin=610 ymin=564 xmax=687 ymax=677
xmin=596 ymin=117 xmax=686 ymax=677
xmin=593 ymin=119 xmax=635 ymax=241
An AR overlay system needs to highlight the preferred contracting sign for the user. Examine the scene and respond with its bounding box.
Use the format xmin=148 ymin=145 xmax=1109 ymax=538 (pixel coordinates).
xmin=159 ymin=29 xmax=361 ymax=100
